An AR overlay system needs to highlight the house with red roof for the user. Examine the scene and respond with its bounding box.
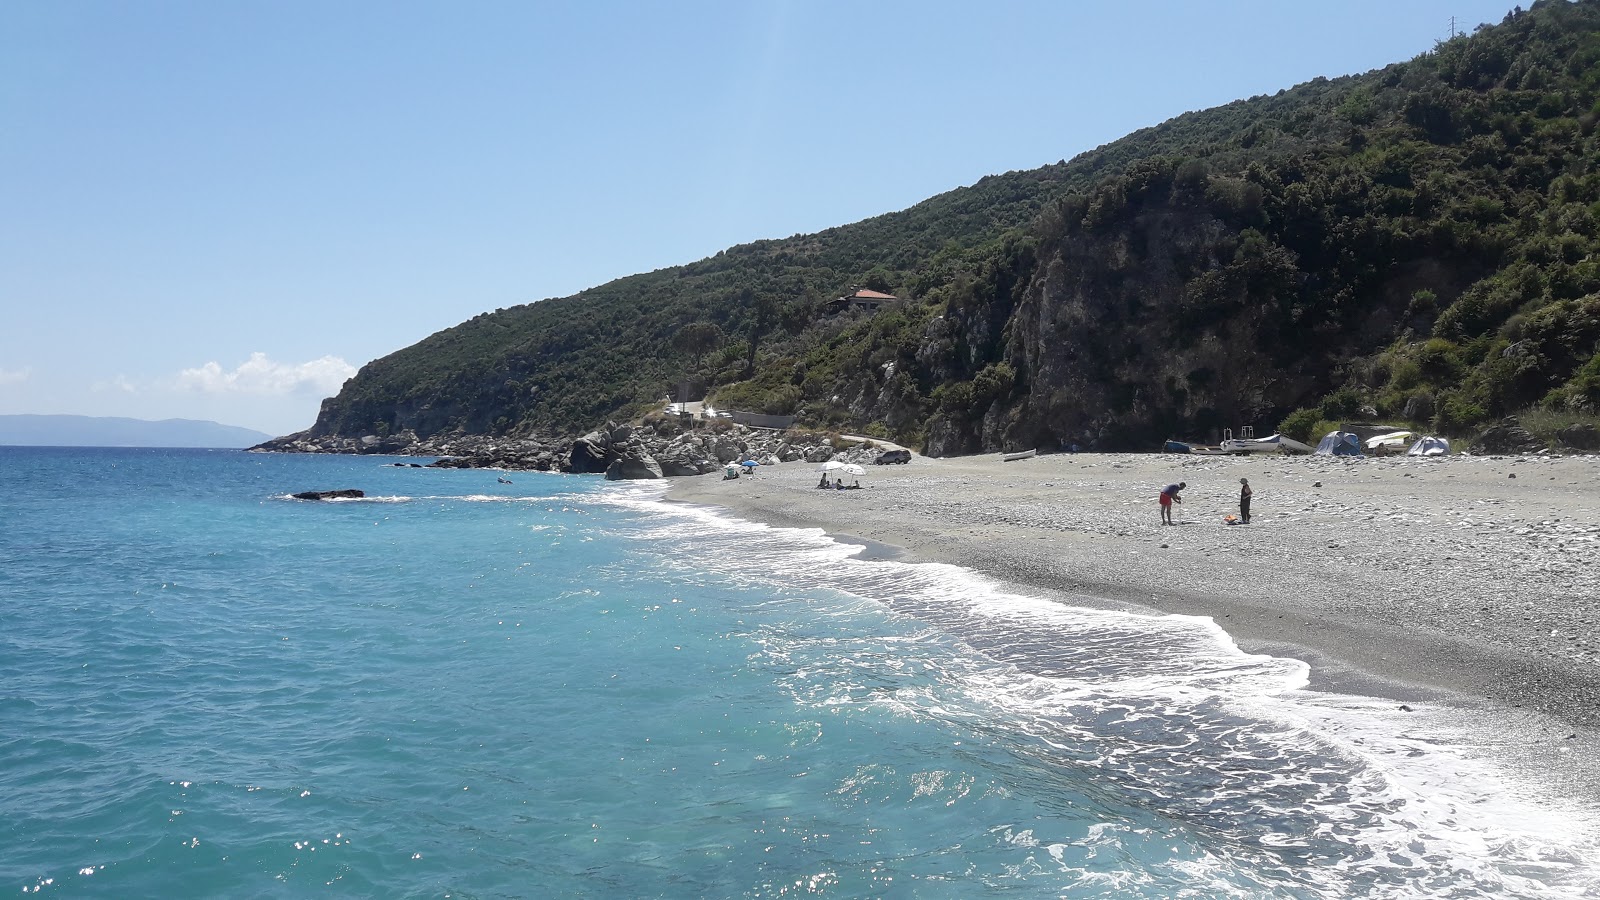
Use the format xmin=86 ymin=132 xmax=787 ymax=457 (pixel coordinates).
xmin=828 ymin=288 xmax=900 ymax=315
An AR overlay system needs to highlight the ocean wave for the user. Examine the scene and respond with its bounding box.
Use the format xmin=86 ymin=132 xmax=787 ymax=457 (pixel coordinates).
xmin=597 ymin=485 xmax=1600 ymax=899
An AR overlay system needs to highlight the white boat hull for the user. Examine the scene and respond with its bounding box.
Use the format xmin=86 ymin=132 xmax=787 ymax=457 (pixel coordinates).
xmin=1221 ymin=435 xmax=1314 ymax=455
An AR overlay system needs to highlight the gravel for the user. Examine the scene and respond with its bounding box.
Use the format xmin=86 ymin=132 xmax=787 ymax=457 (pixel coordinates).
xmin=668 ymin=449 xmax=1600 ymax=798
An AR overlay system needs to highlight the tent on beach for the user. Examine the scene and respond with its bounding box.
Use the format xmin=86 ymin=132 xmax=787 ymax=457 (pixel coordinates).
xmin=1314 ymin=430 xmax=1364 ymax=456
xmin=1407 ymin=435 xmax=1451 ymax=456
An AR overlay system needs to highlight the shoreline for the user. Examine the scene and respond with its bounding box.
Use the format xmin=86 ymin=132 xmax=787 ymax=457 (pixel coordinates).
xmin=665 ymin=450 xmax=1600 ymax=802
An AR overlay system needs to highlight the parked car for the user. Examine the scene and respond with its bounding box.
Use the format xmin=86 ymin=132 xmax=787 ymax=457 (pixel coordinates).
xmin=873 ymin=449 xmax=911 ymax=465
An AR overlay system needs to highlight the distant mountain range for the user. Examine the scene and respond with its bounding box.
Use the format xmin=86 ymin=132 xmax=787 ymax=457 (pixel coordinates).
xmin=0 ymin=415 xmax=273 ymax=448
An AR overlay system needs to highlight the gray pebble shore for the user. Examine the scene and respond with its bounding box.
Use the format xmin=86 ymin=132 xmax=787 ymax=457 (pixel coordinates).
xmin=667 ymin=450 xmax=1600 ymax=802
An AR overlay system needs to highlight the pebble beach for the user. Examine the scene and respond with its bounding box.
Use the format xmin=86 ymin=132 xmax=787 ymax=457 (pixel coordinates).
xmin=668 ymin=449 xmax=1600 ymax=800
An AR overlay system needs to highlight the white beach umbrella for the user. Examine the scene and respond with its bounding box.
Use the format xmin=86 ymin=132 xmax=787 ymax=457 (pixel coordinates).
xmin=840 ymin=464 xmax=867 ymax=477
xmin=817 ymin=460 xmax=848 ymax=472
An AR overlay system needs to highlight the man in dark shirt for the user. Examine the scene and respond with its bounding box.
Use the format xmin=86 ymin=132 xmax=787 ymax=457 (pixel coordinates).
xmin=1239 ymin=478 xmax=1253 ymax=524
xmin=1159 ymin=482 xmax=1185 ymax=525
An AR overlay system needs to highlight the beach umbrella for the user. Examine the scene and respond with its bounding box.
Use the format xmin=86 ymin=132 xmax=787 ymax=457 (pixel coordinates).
xmin=840 ymin=464 xmax=866 ymax=476
xmin=740 ymin=459 xmax=759 ymax=468
xmin=817 ymin=460 xmax=848 ymax=472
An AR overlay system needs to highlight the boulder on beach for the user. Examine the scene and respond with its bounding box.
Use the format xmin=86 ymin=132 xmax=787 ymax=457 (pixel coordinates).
xmin=1474 ymin=417 xmax=1541 ymax=455
xmin=805 ymin=446 xmax=834 ymax=464
xmin=605 ymin=455 xmax=664 ymax=480
xmin=712 ymin=438 xmax=744 ymax=463
xmin=568 ymin=432 xmax=613 ymax=473
xmin=1558 ymin=423 xmax=1600 ymax=451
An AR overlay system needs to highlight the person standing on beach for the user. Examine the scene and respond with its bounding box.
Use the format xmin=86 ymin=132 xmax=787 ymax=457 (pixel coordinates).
xmin=1159 ymin=482 xmax=1185 ymax=525
xmin=1239 ymin=478 xmax=1252 ymax=524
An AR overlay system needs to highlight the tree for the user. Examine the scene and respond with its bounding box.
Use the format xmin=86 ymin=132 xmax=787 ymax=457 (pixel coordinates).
xmin=671 ymin=322 xmax=725 ymax=367
xmin=744 ymin=291 xmax=781 ymax=375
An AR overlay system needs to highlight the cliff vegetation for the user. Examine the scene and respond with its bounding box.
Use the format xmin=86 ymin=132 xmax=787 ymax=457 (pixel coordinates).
xmin=308 ymin=0 xmax=1600 ymax=454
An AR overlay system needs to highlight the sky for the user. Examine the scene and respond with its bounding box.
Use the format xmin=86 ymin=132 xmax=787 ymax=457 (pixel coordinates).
xmin=0 ymin=0 xmax=1525 ymax=436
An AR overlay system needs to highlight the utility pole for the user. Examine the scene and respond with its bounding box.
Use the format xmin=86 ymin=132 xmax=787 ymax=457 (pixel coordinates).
xmin=1448 ymin=15 xmax=1458 ymax=39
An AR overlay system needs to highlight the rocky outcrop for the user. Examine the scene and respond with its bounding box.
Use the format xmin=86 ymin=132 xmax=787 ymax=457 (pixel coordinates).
xmin=251 ymin=421 xmax=859 ymax=480
xmin=1558 ymin=423 xmax=1600 ymax=451
xmin=567 ymin=431 xmax=613 ymax=474
xmin=1473 ymin=417 xmax=1542 ymax=455
xmin=605 ymin=455 xmax=664 ymax=481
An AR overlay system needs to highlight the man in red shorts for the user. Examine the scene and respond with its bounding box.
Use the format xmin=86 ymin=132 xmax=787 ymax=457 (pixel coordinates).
xmin=1159 ymin=481 xmax=1185 ymax=525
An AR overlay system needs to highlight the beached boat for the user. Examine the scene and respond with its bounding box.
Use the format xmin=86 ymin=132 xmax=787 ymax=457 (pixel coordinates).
xmin=1165 ymin=439 xmax=1229 ymax=455
xmin=1002 ymin=449 xmax=1037 ymax=461
xmin=1221 ymin=433 xmax=1314 ymax=455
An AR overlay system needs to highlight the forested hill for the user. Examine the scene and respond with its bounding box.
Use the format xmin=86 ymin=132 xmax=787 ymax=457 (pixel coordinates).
xmin=306 ymin=0 xmax=1600 ymax=454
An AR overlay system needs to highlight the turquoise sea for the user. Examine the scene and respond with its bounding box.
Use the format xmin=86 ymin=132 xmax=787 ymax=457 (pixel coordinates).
xmin=1 ymin=447 xmax=1594 ymax=898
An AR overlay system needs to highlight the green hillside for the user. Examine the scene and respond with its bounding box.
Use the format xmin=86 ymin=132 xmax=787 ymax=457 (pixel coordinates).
xmin=310 ymin=0 xmax=1600 ymax=453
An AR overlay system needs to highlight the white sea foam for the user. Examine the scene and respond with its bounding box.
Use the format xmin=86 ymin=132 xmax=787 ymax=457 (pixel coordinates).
xmin=596 ymin=484 xmax=1600 ymax=898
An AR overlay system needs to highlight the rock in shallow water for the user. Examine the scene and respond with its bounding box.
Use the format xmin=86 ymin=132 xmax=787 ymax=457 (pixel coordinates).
xmin=291 ymin=489 xmax=365 ymax=500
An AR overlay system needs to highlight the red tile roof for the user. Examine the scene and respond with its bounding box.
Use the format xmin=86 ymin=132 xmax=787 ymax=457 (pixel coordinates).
xmin=850 ymin=289 xmax=897 ymax=300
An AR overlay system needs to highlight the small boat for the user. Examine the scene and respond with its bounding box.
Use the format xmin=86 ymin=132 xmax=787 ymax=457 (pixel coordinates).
xmin=1364 ymin=431 xmax=1416 ymax=455
xmin=1002 ymin=449 xmax=1037 ymax=462
xmin=1219 ymin=427 xmax=1313 ymax=455
xmin=1222 ymin=434 xmax=1314 ymax=455
xmin=1165 ymin=439 xmax=1228 ymax=455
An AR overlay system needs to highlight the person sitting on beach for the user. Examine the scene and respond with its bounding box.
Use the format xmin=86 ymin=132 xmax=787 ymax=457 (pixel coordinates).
xmin=1239 ymin=478 xmax=1252 ymax=524
xmin=1159 ymin=482 xmax=1185 ymax=525
xmin=818 ymin=472 xmax=832 ymax=489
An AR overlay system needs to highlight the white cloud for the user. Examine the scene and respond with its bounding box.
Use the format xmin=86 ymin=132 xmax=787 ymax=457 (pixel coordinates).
xmin=176 ymin=353 xmax=357 ymax=396
xmin=0 ymin=366 xmax=32 ymax=386
xmin=90 ymin=374 xmax=138 ymax=394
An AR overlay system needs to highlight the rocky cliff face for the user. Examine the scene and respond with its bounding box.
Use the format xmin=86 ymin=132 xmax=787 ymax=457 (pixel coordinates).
xmin=1004 ymin=208 xmax=1311 ymax=450
xmin=903 ymin=187 xmax=1475 ymax=455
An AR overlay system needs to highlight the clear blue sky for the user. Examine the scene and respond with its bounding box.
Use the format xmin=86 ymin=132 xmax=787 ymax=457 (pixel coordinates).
xmin=0 ymin=0 xmax=1521 ymax=435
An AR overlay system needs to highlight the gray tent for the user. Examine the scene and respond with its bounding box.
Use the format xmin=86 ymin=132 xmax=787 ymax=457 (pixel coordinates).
xmin=1314 ymin=431 xmax=1363 ymax=456
xmin=1407 ymin=436 xmax=1450 ymax=456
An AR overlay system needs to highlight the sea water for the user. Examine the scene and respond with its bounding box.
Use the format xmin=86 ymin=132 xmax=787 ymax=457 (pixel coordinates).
xmin=0 ymin=447 xmax=1594 ymax=898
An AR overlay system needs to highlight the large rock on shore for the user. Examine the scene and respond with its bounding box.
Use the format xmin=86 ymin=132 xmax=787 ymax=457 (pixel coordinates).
xmin=605 ymin=455 xmax=664 ymax=480
xmin=1559 ymin=423 xmax=1600 ymax=450
xmin=1474 ymin=417 xmax=1542 ymax=454
xmin=568 ymin=432 xmax=613 ymax=473
xmin=657 ymin=442 xmax=718 ymax=476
